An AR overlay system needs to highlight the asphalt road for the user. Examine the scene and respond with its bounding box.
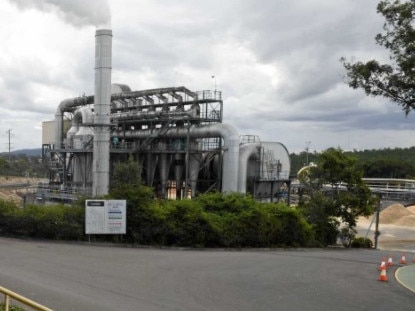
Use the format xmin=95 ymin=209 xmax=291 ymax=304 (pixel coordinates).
xmin=0 ymin=237 xmax=413 ymax=311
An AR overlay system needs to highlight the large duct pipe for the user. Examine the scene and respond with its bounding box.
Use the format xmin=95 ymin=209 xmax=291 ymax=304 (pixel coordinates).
xmin=92 ymin=29 xmax=112 ymax=197
xmin=67 ymin=107 xmax=94 ymax=145
xmin=113 ymin=123 xmax=239 ymax=192
xmin=237 ymin=143 xmax=260 ymax=193
xmin=54 ymin=96 xmax=91 ymax=148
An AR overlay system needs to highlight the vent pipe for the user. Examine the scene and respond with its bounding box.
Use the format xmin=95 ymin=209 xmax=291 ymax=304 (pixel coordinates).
xmin=237 ymin=143 xmax=260 ymax=193
xmin=92 ymin=29 xmax=112 ymax=196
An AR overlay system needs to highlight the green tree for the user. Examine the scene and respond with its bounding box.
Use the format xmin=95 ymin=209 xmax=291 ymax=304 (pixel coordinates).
xmin=110 ymin=155 xmax=142 ymax=189
xmin=299 ymin=148 xmax=375 ymax=246
xmin=108 ymin=155 xmax=159 ymax=243
xmin=341 ymin=0 xmax=415 ymax=114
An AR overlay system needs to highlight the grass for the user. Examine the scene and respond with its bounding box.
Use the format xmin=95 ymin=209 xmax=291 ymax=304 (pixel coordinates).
xmin=0 ymin=303 xmax=27 ymax=311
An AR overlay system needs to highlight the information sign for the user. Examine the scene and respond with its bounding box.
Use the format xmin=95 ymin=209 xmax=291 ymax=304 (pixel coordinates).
xmin=85 ymin=200 xmax=126 ymax=234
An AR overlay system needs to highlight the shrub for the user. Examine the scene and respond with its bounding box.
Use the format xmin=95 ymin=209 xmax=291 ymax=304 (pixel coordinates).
xmin=351 ymin=237 xmax=373 ymax=248
xmin=0 ymin=303 xmax=27 ymax=311
xmin=201 ymin=194 xmax=315 ymax=248
xmin=163 ymin=200 xmax=220 ymax=247
xmin=0 ymin=199 xmax=85 ymax=240
xmin=339 ymin=226 xmax=357 ymax=248
xmin=0 ymin=191 xmax=316 ymax=248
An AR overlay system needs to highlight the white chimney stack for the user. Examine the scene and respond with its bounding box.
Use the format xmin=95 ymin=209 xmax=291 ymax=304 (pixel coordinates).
xmin=92 ymin=29 xmax=112 ymax=196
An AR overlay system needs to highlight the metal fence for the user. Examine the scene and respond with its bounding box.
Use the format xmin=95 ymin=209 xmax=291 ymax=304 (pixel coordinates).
xmin=0 ymin=285 xmax=53 ymax=311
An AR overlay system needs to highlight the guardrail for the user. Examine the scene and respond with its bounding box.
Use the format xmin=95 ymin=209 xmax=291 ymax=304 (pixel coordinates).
xmin=0 ymin=286 xmax=53 ymax=311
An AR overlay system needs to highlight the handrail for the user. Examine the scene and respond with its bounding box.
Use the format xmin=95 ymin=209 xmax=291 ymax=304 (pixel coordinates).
xmin=0 ymin=286 xmax=53 ymax=311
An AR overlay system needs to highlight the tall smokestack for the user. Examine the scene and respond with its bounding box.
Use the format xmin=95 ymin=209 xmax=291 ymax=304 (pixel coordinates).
xmin=92 ymin=29 xmax=112 ymax=196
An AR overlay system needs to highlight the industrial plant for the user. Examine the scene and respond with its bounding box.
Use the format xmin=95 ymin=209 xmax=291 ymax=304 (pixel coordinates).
xmin=39 ymin=29 xmax=291 ymax=202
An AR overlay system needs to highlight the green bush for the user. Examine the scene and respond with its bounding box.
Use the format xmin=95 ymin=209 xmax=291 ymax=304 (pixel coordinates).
xmin=0 ymin=199 xmax=85 ymax=240
xmin=163 ymin=200 xmax=220 ymax=247
xmin=0 ymin=191 xmax=316 ymax=248
xmin=200 ymin=194 xmax=315 ymax=248
xmin=351 ymin=237 xmax=373 ymax=248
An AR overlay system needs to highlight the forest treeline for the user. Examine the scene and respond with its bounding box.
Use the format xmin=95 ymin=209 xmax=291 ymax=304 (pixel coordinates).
xmin=290 ymin=147 xmax=415 ymax=179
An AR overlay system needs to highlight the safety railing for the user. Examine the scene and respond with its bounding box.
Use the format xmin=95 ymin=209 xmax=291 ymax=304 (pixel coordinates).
xmin=0 ymin=286 xmax=53 ymax=311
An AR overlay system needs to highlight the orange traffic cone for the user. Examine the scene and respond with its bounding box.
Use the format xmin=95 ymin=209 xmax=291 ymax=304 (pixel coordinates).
xmin=400 ymin=253 xmax=406 ymax=265
xmin=387 ymin=255 xmax=393 ymax=267
xmin=378 ymin=257 xmax=386 ymax=271
xmin=378 ymin=266 xmax=388 ymax=282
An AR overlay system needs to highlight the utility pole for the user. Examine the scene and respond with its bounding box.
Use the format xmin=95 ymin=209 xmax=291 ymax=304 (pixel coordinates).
xmin=305 ymin=141 xmax=311 ymax=165
xmin=374 ymin=195 xmax=381 ymax=249
xmin=211 ymin=75 xmax=217 ymax=91
xmin=6 ymin=129 xmax=13 ymax=160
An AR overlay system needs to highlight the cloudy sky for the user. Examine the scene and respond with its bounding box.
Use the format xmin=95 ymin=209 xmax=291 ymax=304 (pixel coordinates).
xmin=1 ymin=0 xmax=415 ymax=154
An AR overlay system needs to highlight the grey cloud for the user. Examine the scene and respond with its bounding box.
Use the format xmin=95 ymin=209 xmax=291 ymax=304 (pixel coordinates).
xmin=9 ymin=0 xmax=110 ymax=27
xmin=232 ymin=0 xmax=380 ymax=61
xmin=248 ymin=100 xmax=415 ymax=134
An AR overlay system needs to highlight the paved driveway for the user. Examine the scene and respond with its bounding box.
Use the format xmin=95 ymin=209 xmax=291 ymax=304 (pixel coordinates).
xmin=0 ymin=237 xmax=413 ymax=311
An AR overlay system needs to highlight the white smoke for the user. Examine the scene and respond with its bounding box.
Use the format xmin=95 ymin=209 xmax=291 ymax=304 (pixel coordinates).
xmin=9 ymin=0 xmax=111 ymax=28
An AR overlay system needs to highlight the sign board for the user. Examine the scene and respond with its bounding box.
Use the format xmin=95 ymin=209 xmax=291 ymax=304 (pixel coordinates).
xmin=85 ymin=200 xmax=126 ymax=234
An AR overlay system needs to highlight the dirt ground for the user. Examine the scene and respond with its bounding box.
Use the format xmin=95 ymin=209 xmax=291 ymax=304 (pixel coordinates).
xmin=0 ymin=176 xmax=46 ymax=205
xmin=356 ymin=203 xmax=415 ymax=253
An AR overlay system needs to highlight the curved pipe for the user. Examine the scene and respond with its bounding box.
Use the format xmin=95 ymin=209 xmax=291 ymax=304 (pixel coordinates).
xmin=113 ymin=123 xmax=240 ymax=193
xmin=70 ymin=107 xmax=93 ymax=133
xmin=66 ymin=107 xmax=94 ymax=148
xmin=54 ymin=96 xmax=92 ymax=148
xmin=237 ymin=143 xmax=260 ymax=193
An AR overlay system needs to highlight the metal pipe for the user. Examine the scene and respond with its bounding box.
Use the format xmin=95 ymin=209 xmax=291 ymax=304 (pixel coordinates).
xmin=54 ymin=96 xmax=91 ymax=148
xmin=188 ymin=152 xmax=202 ymax=197
xmin=67 ymin=107 xmax=93 ymax=145
xmin=0 ymin=285 xmax=53 ymax=311
xmin=237 ymin=143 xmax=260 ymax=193
xmin=68 ymin=107 xmax=94 ymax=186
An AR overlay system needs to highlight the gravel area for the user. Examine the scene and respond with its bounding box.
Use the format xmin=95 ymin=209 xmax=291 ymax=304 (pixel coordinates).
xmin=357 ymin=203 xmax=415 ymax=253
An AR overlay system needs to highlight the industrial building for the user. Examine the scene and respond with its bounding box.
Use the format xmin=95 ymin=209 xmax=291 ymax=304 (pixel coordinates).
xmin=39 ymin=29 xmax=291 ymax=202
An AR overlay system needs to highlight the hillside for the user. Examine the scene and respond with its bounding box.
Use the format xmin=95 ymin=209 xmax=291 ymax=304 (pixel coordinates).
xmin=0 ymin=148 xmax=42 ymax=157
